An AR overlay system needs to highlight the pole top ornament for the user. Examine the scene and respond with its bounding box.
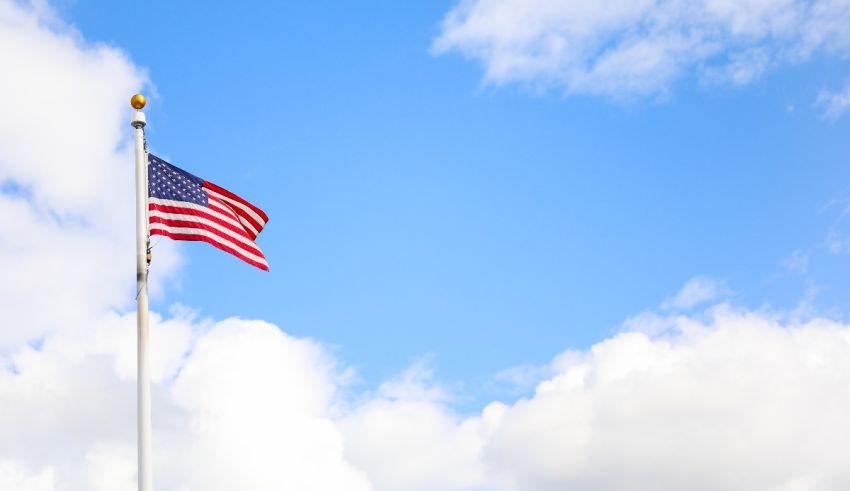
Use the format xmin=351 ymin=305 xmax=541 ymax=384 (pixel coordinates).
xmin=131 ymin=94 xmax=146 ymax=110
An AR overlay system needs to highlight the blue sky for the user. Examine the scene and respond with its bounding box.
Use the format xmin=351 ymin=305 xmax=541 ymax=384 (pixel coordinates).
xmin=65 ymin=0 xmax=850 ymax=399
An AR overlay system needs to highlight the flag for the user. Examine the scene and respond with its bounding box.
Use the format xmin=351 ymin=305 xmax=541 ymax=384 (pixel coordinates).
xmin=147 ymin=153 xmax=269 ymax=271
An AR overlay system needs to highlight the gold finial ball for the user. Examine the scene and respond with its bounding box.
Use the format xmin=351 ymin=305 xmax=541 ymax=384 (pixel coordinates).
xmin=130 ymin=94 xmax=146 ymax=110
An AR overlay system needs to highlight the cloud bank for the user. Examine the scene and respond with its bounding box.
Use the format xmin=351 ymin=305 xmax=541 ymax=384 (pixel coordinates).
xmin=5 ymin=1 xmax=850 ymax=490
xmin=433 ymin=0 xmax=850 ymax=98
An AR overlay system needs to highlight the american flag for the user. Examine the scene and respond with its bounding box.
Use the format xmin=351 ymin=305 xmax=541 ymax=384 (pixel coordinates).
xmin=147 ymin=154 xmax=269 ymax=271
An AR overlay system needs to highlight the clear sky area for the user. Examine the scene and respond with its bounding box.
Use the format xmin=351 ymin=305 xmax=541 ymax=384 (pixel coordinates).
xmin=3 ymin=1 xmax=850 ymax=489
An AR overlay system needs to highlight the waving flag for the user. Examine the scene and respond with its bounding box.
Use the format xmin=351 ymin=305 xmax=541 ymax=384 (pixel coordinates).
xmin=147 ymin=153 xmax=269 ymax=271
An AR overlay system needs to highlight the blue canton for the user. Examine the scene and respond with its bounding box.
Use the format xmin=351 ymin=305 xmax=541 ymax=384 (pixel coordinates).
xmin=148 ymin=154 xmax=209 ymax=206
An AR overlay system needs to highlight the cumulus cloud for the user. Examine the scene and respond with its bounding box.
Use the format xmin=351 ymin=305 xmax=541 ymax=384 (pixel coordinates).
xmin=11 ymin=298 xmax=850 ymax=490
xmin=343 ymin=307 xmax=850 ymax=491
xmin=433 ymin=0 xmax=850 ymax=98
xmin=485 ymin=308 xmax=850 ymax=490
xmin=340 ymin=361 xmax=486 ymax=491
xmin=1 ymin=311 xmax=372 ymax=490
xmin=0 ymin=0 xmax=181 ymax=348
xmin=159 ymin=319 xmax=371 ymax=491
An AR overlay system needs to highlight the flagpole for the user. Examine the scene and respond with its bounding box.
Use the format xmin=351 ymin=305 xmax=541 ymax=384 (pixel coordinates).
xmin=131 ymin=94 xmax=153 ymax=491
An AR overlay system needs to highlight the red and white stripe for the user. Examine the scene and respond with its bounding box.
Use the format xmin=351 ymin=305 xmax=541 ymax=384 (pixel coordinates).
xmin=148 ymin=187 xmax=269 ymax=271
xmin=203 ymin=181 xmax=268 ymax=239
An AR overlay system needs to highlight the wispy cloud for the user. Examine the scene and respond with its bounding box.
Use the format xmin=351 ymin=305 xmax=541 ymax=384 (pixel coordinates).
xmin=433 ymin=0 xmax=850 ymax=99
xmin=781 ymin=249 xmax=810 ymax=274
xmin=817 ymin=82 xmax=850 ymax=120
xmin=662 ymin=276 xmax=728 ymax=310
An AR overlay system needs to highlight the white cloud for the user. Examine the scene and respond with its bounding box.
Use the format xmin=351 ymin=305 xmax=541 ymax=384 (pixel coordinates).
xmin=1 ymin=312 xmax=372 ymax=491
xmin=0 ymin=462 xmax=55 ymax=491
xmin=662 ymin=276 xmax=728 ymax=310
xmin=10 ymin=298 xmax=850 ymax=490
xmin=343 ymin=307 xmax=850 ymax=491
xmin=0 ymin=0 xmax=181 ymax=348
xmin=817 ymin=82 xmax=850 ymax=120
xmin=339 ymin=285 xmax=850 ymax=491
xmin=433 ymin=0 xmax=850 ymax=98
xmin=371 ymin=357 xmax=450 ymax=403
xmin=341 ymin=394 xmax=486 ymax=491
xmin=339 ymin=360 xmax=486 ymax=491
xmin=159 ymin=319 xmax=371 ymax=491
xmin=482 ymin=308 xmax=850 ymax=490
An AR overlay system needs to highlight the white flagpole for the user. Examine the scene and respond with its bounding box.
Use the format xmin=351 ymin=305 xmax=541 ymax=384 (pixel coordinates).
xmin=130 ymin=94 xmax=153 ymax=491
